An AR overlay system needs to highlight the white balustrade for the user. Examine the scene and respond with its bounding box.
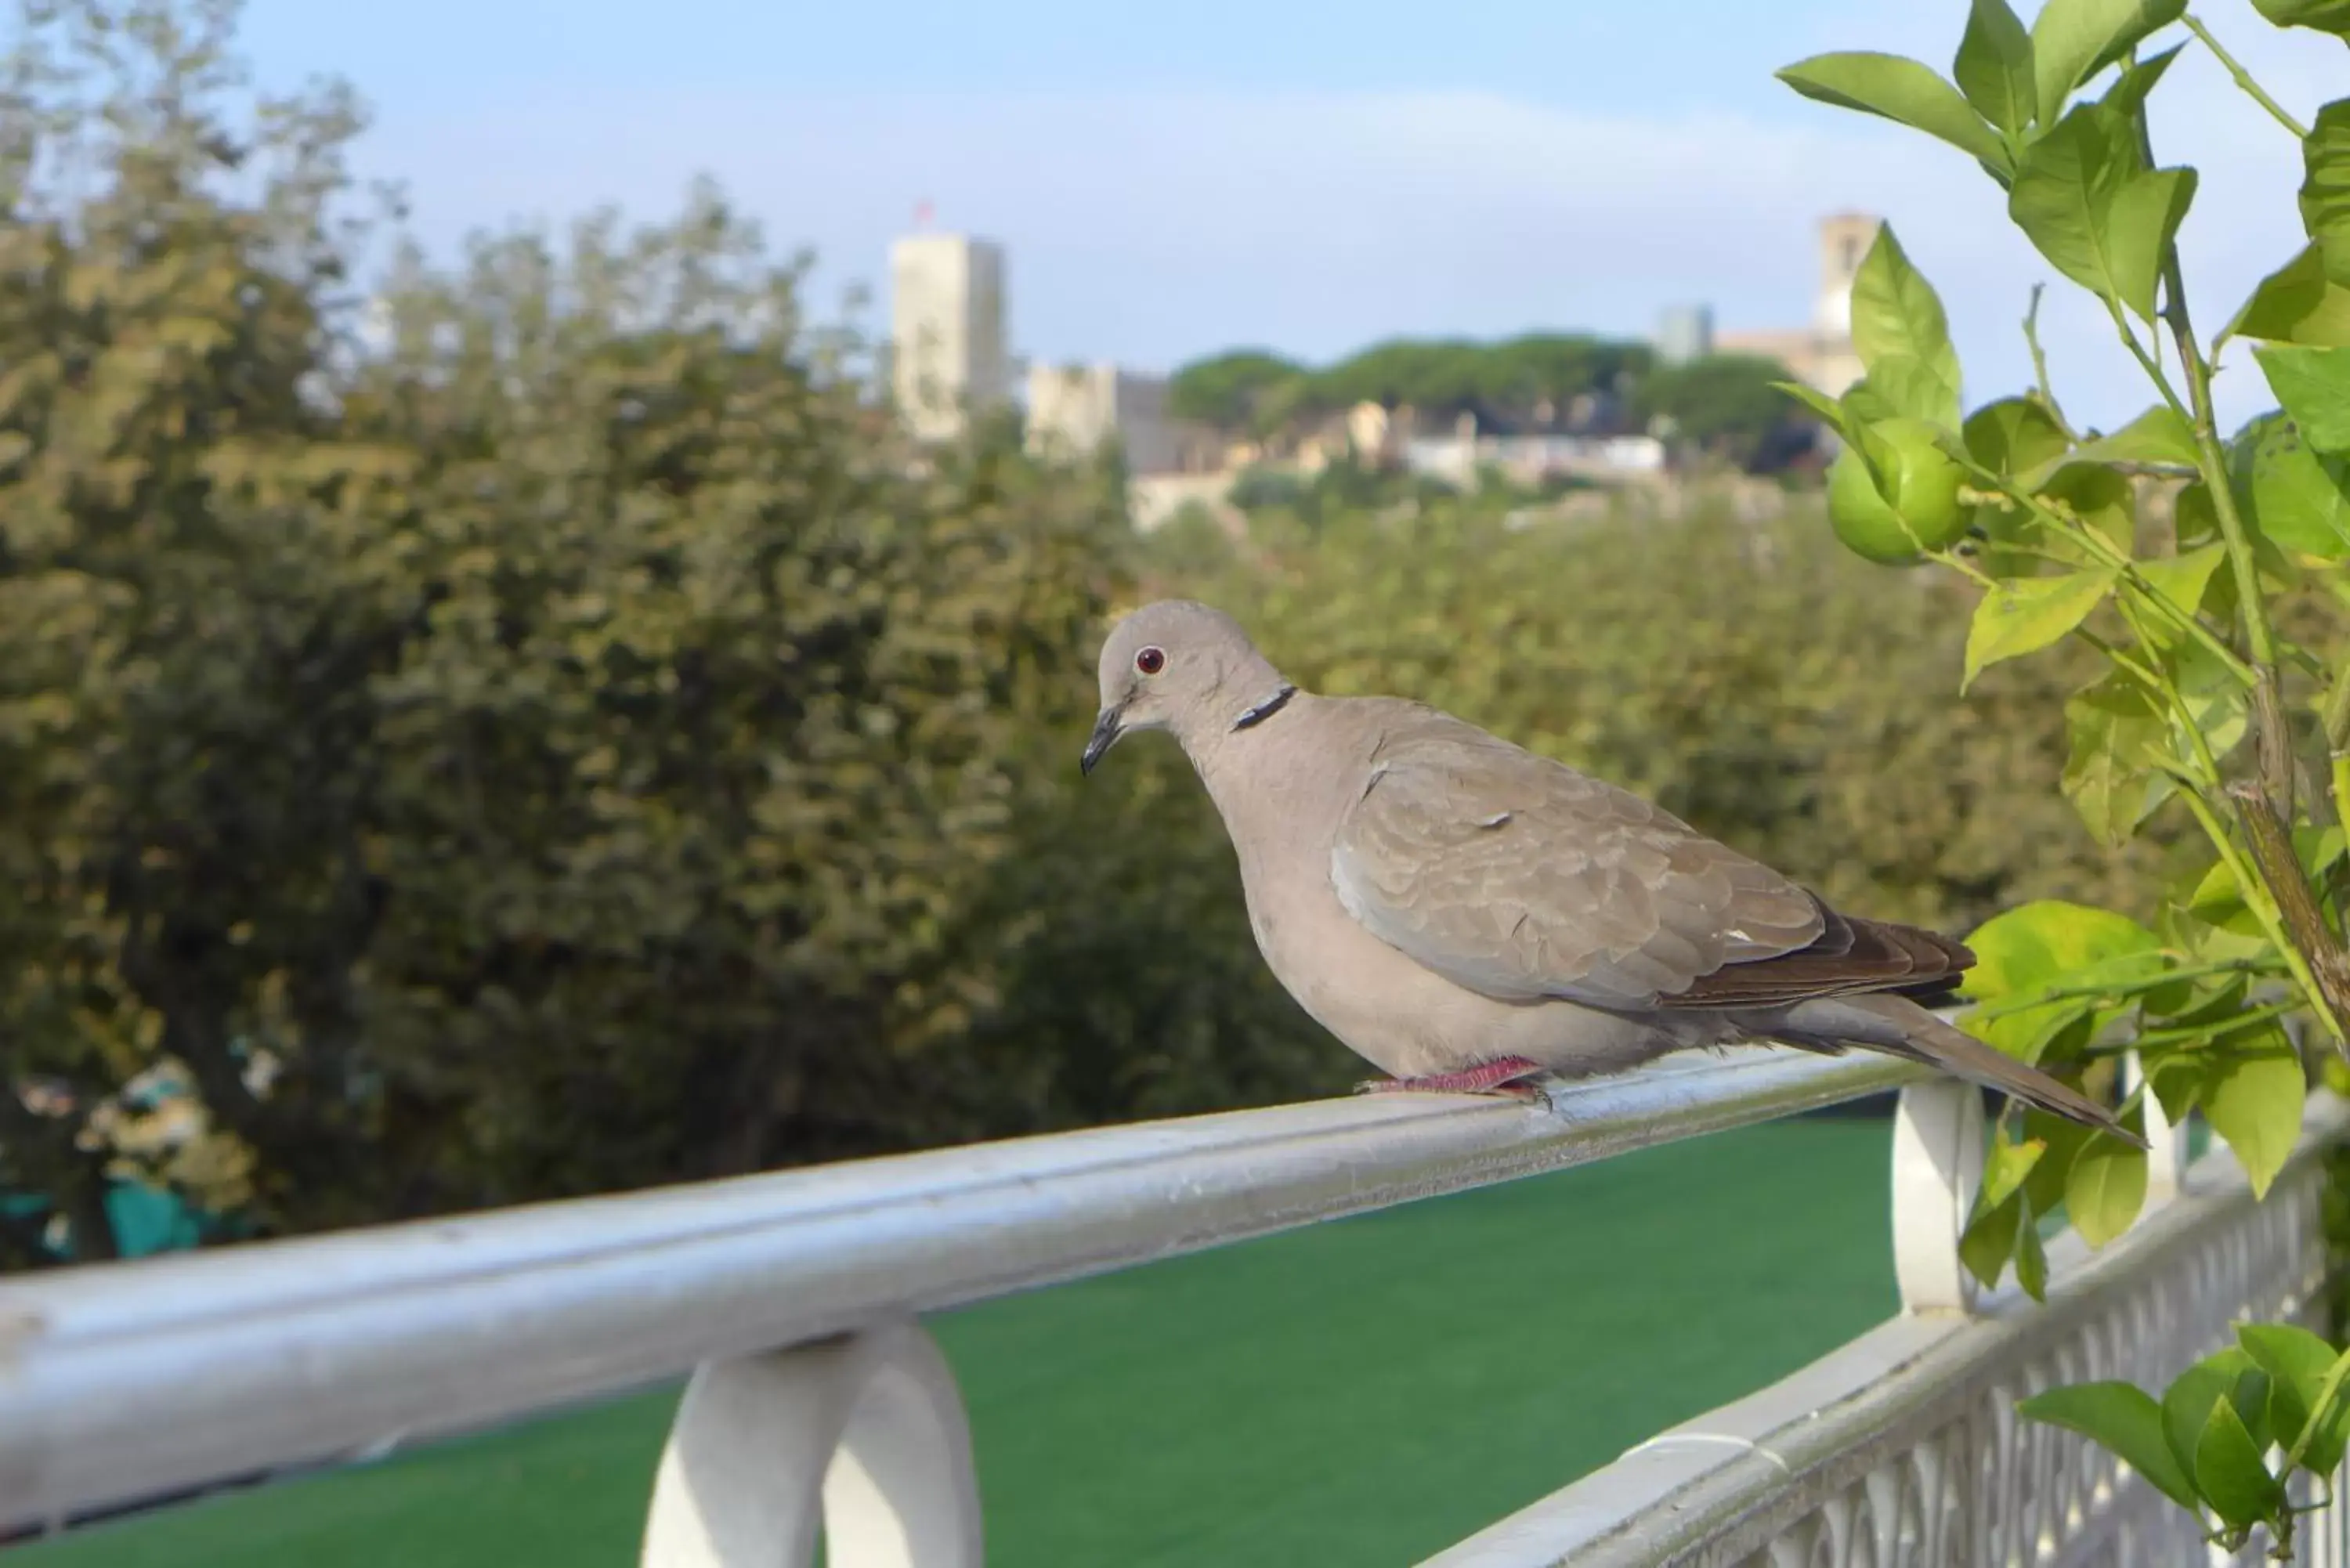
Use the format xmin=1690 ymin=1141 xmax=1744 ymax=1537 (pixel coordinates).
xmin=1437 ymin=1089 xmax=2350 ymax=1567
xmin=1890 ymin=1077 xmax=1987 ymax=1314
xmin=1 ymin=1042 xmax=2344 ymax=1567
xmin=642 ymin=1323 xmax=981 ymax=1568
xmin=2126 ymin=1049 xmax=2189 ymax=1204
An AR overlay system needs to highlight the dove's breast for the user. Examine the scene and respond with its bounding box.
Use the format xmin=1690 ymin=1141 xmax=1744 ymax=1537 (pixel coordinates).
xmin=1201 ymin=709 xmax=1680 ymax=1081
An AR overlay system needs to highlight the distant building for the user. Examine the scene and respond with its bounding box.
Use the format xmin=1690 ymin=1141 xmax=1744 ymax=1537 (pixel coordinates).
xmin=1130 ymin=471 xmax=1246 ymax=533
xmin=1400 ymin=426 xmax=1666 ymax=488
xmin=1714 ymin=212 xmax=1878 ymax=396
xmin=890 ymin=232 xmax=1011 ymax=442
xmin=1293 ymin=400 xmax=1414 ymax=473
xmin=1024 ymin=361 xmax=1190 ymax=474
xmin=1655 ymin=305 xmax=1716 ymax=366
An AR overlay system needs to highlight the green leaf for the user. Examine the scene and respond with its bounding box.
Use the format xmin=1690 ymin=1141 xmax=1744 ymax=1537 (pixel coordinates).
xmin=2057 ymin=403 xmax=2200 ymax=473
xmin=2303 ymin=100 xmax=2350 ymax=289
xmin=1778 ymin=52 xmax=2012 ymax=173
xmin=1955 ymin=0 xmax=2037 ymax=136
xmin=2232 ymin=410 xmax=2350 ymax=561
xmin=2194 ymin=1397 xmax=2285 ymax=1528
xmin=2019 ymin=403 xmax=2197 ymax=494
xmin=2015 ymin=1198 xmax=2049 ymax=1299
xmin=1838 ymin=378 xmax=1906 ymax=429
xmin=1979 ymin=998 xmax=2100 ymax=1070
xmin=2021 ymin=1108 xmax=2093 ymax=1214
xmin=2237 ymin=1324 xmax=2350 ymax=1474
xmin=1982 ymin=459 xmax=2137 ymax=576
xmin=2135 ymin=540 xmax=2229 ymax=610
xmin=1963 ymin=1129 xmax=2045 ymax=1293
xmin=2144 ymin=1046 xmax=2207 ymax=1123
xmin=2062 ymin=673 xmax=2166 ymax=845
xmin=2105 ymin=168 xmax=2197 ymax=324
xmin=1961 ymin=900 xmax=2163 ymax=999
xmin=2305 ymin=823 xmax=2349 ymax=880
xmin=2030 ymin=0 xmax=2186 ymax=125
xmin=2141 ymin=953 xmax=2232 ymax=1018
xmin=2066 ymin=1133 xmax=2146 ymax=1246
xmin=2179 ymin=483 xmax=2304 ymax=619
xmin=2009 ymin=103 xmax=2196 ymax=322
xmin=1960 ymin=1189 xmax=2026 ymax=1290
xmin=2257 ymin=345 xmax=2350 ymax=453
xmin=2175 ymin=862 xmax=2264 ymax=937
xmin=2128 ymin=541 xmax=2229 ymax=649
xmin=2255 ymin=0 xmax=2350 ymax=37
xmin=2156 ymin=965 xmax=2261 ymax=1032
xmin=2229 ymin=244 xmax=2350 ymax=348
xmin=1965 ymin=395 xmax=2072 ymax=476
xmin=1856 ymin=356 xmax=1965 ymax=431
xmin=1773 ymin=379 xmax=1850 ymax=434
xmin=2019 ymin=1382 xmax=2201 ymax=1511
xmin=2039 ymin=462 xmax=2137 ymax=557
xmin=1960 ymin=901 xmax=2163 ymax=1066
xmin=2167 ymin=1349 xmax=2276 ymax=1463
xmin=1850 ymin=226 xmax=1961 ymax=411
xmin=2203 ymin=1030 xmax=2308 ymax=1198
xmin=2099 ymin=42 xmax=2183 ymax=120
xmin=1962 ymin=569 xmax=2117 ymax=689
xmin=2183 ymin=840 xmax=2344 ymax=965
xmin=2169 ymin=638 xmax=2252 ymax=762
xmin=1983 ymin=1127 xmax=2047 ymax=1208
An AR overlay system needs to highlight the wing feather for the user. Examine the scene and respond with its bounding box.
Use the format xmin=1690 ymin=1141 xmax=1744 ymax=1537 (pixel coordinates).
xmin=1329 ymin=709 xmax=1970 ymax=1009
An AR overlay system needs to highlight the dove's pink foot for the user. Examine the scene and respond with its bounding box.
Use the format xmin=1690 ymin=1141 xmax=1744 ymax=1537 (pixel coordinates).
xmin=1354 ymin=1056 xmax=1547 ymax=1100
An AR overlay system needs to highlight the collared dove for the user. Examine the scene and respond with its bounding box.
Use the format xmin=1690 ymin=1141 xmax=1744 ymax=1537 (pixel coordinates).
xmin=1079 ymin=599 xmax=2136 ymax=1143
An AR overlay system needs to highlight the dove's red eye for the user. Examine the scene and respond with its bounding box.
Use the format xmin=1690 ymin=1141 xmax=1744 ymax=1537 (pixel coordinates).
xmin=1135 ymin=646 xmax=1166 ymax=675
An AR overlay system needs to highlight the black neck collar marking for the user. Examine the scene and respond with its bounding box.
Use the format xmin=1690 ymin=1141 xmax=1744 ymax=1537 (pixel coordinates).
xmin=1231 ymin=684 xmax=1298 ymax=733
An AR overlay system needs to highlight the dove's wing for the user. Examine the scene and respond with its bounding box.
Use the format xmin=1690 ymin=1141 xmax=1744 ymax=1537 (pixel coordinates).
xmin=1328 ymin=710 xmax=1970 ymax=1010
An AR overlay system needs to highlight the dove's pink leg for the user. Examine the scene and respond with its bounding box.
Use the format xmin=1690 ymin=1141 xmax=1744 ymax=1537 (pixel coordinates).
xmin=1354 ymin=1056 xmax=1547 ymax=1100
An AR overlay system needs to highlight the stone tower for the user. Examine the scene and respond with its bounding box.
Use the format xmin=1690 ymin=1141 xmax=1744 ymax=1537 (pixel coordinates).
xmin=1813 ymin=212 xmax=1883 ymax=337
xmin=889 ymin=230 xmax=1011 ymax=443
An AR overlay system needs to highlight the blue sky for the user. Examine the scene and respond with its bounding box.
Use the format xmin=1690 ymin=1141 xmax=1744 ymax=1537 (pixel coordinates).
xmin=240 ymin=0 xmax=2343 ymax=429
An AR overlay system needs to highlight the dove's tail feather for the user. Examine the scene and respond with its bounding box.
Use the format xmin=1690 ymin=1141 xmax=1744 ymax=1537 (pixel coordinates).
xmin=1770 ymin=992 xmax=2147 ymax=1149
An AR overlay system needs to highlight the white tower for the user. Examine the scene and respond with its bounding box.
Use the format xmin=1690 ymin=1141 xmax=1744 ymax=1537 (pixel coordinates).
xmin=1813 ymin=212 xmax=1882 ymax=338
xmin=890 ymin=226 xmax=1010 ymax=443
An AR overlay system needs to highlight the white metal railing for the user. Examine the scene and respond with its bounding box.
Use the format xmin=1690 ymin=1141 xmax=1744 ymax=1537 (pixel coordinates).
xmin=0 ymin=1042 xmax=2339 ymax=1565
xmin=1440 ymin=1093 xmax=2350 ymax=1566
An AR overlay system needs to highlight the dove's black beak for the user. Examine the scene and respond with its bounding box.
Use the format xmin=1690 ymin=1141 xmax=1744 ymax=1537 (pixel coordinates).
xmin=1080 ymin=705 xmax=1124 ymax=777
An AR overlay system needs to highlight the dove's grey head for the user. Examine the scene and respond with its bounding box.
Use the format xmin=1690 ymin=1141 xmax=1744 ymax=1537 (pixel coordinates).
xmin=1081 ymin=599 xmax=1295 ymax=775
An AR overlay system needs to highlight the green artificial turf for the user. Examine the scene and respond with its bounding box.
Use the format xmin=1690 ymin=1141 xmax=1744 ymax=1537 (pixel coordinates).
xmin=18 ymin=1116 xmax=1897 ymax=1567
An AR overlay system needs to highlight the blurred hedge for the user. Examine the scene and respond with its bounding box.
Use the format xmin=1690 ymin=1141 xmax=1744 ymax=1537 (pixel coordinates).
xmin=0 ymin=0 xmax=2167 ymax=1263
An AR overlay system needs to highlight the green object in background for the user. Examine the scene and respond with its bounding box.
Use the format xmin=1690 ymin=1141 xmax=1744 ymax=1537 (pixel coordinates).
xmin=15 ymin=1118 xmax=1896 ymax=1568
xmin=105 ymin=1185 xmax=208 ymax=1259
xmin=2 ymin=1183 xmax=220 ymax=1264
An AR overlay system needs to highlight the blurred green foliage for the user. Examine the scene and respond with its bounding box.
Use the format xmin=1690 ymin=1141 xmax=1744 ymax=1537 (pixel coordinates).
xmin=1639 ymin=353 xmax=1827 ymax=471
xmin=0 ymin=0 xmax=1130 ymax=1257
xmin=1170 ymin=338 xmax=1817 ymax=472
xmin=1170 ymin=337 xmax=1647 ymax=432
xmin=0 ymin=0 xmax=2164 ymax=1265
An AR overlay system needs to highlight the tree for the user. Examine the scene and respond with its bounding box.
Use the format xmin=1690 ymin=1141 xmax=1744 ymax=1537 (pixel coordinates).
xmin=1782 ymin=3 xmax=2350 ymax=1553
xmin=0 ymin=0 xmax=385 ymax=1259
xmin=1310 ymin=338 xmax=1488 ymax=416
xmin=1476 ymin=334 xmax=1652 ymax=421
xmin=1309 ymin=334 xmax=1651 ymax=428
xmin=1170 ymin=334 xmax=1660 ymax=446
xmin=1641 ymin=353 xmax=1823 ymax=471
xmin=0 ymin=0 xmax=1121 ymax=1252
xmin=1166 ymin=349 xmax=1309 ymax=433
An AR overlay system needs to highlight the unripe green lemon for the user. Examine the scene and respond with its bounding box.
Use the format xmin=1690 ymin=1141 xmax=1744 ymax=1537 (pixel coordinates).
xmin=1827 ymin=418 xmax=1969 ymax=565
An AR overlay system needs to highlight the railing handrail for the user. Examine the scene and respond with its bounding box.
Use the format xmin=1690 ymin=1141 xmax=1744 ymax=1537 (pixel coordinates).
xmin=0 ymin=1044 xmax=1922 ymax=1532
